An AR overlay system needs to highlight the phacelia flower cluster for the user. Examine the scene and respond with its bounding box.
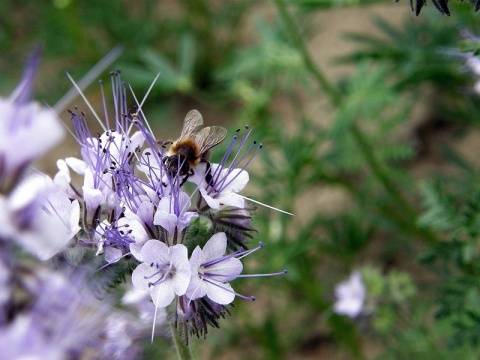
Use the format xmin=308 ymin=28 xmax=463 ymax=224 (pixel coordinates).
xmin=54 ymin=70 xmax=286 ymax=342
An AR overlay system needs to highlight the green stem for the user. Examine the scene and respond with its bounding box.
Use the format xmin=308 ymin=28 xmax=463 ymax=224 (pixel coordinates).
xmin=351 ymin=122 xmax=437 ymax=243
xmin=349 ymin=124 xmax=415 ymax=218
xmin=273 ymin=0 xmax=342 ymax=106
xmin=171 ymin=322 xmax=193 ymax=360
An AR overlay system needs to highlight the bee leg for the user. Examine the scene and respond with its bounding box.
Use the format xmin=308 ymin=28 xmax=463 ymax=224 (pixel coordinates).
xmin=180 ymin=174 xmax=190 ymax=187
xmin=162 ymin=155 xmax=177 ymax=176
xmin=179 ymin=168 xmax=194 ymax=187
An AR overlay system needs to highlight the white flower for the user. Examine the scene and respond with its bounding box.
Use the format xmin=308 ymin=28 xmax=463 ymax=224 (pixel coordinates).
xmin=186 ymin=232 xmax=243 ymax=305
xmin=131 ymin=240 xmax=191 ymax=307
xmin=333 ymin=271 xmax=366 ymax=318
xmin=190 ymin=163 xmax=249 ymax=209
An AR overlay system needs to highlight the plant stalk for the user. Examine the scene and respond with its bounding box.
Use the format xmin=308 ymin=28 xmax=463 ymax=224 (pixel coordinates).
xmin=171 ymin=322 xmax=193 ymax=360
xmin=273 ymin=0 xmax=438 ymax=244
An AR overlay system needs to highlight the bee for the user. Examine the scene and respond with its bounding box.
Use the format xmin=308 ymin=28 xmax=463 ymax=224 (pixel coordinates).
xmin=162 ymin=109 xmax=227 ymax=185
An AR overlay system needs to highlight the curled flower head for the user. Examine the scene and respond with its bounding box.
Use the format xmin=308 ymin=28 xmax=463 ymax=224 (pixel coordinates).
xmin=176 ymin=295 xmax=231 ymax=341
xmin=203 ymin=205 xmax=257 ymax=251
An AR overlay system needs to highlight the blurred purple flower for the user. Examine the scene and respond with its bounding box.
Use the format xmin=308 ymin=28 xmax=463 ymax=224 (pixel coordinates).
xmin=0 ymin=269 xmax=122 ymax=359
xmin=0 ymin=174 xmax=80 ymax=260
xmin=0 ymin=50 xmax=63 ymax=192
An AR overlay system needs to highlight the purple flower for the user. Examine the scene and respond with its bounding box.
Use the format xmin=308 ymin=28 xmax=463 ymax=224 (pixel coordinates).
xmin=0 ymin=315 xmax=65 ymax=360
xmin=132 ymin=240 xmax=191 ymax=307
xmin=186 ymin=232 xmax=243 ymax=305
xmin=64 ymin=72 xmax=145 ymax=231
xmin=191 ymin=163 xmax=249 ymax=209
xmin=0 ymin=269 xmax=115 ymax=359
xmin=95 ymin=216 xmax=149 ymax=264
xmin=189 ymin=126 xmax=261 ymax=210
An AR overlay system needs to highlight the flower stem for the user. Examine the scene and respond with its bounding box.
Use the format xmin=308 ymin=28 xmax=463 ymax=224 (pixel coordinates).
xmin=349 ymin=123 xmax=437 ymax=243
xmin=170 ymin=322 xmax=193 ymax=360
xmin=273 ymin=0 xmax=342 ymax=107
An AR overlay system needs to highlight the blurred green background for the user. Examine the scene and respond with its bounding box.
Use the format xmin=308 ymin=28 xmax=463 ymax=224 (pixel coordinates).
xmin=4 ymin=0 xmax=480 ymax=358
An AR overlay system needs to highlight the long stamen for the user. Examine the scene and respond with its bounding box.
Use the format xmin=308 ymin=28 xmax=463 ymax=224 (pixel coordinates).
xmin=212 ymin=142 xmax=262 ymax=196
xmin=209 ymin=130 xmax=240 ymax=183
xmin=235 ymin=270 xmax=288 ymax=278
xmin=240 ymin=195 xmax=294 ymax=216
xmin=202 ymin=278 xmax=255 ymax=301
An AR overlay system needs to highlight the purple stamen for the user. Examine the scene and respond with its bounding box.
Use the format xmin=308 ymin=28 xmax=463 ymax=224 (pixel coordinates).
xmin=203 ymin=126 xmax=262 ymax=198
xmin=144 ymin=263 xmax=171 ymax=287
xmin=212 ymin=143 xmax=262 ymax=197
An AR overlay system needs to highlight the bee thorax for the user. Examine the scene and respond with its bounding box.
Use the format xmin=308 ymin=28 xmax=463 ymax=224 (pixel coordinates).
xmin=169 ymin=139 xmax=201 ymax=164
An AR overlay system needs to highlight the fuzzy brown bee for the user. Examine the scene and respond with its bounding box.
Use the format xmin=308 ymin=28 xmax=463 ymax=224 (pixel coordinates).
xmin=163 ymin=110 xmax=227 ymax=184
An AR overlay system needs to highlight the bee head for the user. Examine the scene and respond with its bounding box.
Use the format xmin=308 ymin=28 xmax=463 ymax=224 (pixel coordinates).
xmin=164 ymin=155 xmax=191 ymax=177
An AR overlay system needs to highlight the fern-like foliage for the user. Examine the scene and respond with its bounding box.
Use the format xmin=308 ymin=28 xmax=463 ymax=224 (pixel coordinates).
xmin=326 ymin=63 xmax=414 ymax=172
xmin=419 ymin=178 xmax=480 ymax=346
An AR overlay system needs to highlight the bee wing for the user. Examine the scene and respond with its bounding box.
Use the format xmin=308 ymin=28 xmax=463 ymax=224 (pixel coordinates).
xmin=178 ymin=110 xmax=203 ymax=140
xmin=196 ymin=126 xmax=228 ymax=155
